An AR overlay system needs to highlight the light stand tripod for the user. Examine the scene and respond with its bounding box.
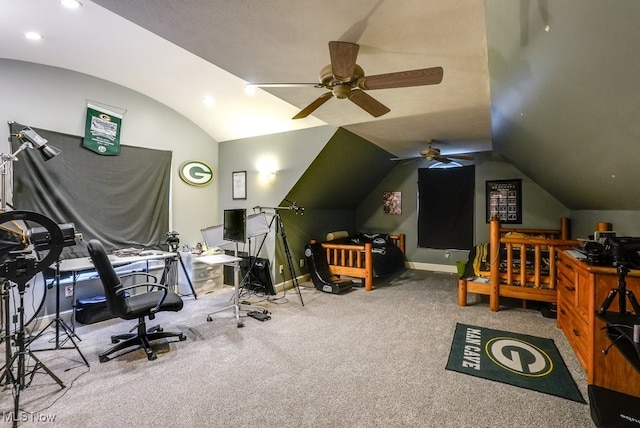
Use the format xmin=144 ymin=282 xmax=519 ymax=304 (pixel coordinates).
xmin=1 ymin=252 xmax=64 ymax=428
xmin=160 ymin=231 xmax=197 ymax=299
xmin=29 ymin=260 xmax=89 ymax=367
xmin=253 ymin=202 xmax=305 ymax=306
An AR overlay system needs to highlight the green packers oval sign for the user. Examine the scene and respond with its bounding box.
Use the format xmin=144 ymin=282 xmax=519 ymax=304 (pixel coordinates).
xmin=179 ymin=161 xmax=213 ymax=186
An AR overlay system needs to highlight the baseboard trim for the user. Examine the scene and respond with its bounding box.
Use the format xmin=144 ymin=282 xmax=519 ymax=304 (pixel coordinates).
xmin=274 ymin=274 xmax=311 ymax=292
xmin=405 ymin=262 xmax=458 ymax=274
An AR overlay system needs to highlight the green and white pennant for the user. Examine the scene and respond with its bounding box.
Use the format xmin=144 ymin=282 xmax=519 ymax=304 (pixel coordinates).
xmin=83 ymin=102 xmax=123 ymax=155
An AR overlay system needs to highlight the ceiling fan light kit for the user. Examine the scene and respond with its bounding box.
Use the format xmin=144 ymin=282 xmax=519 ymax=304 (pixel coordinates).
xmin=250 ymin=41 xmax=444 ymax=119
xmin=391 ymin=139 xmax=475 ymax=164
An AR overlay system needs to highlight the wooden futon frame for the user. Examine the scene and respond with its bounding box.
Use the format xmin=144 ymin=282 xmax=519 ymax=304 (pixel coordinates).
xmin=458 ymin=217 xmax=580 ymax=311
xmin=314 ymin=234 xmax=406 ymax=292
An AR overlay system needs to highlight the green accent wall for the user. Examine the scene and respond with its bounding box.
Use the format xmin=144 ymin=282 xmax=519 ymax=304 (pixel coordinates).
xmin=280 ymin=128 xmax=397 ymax=277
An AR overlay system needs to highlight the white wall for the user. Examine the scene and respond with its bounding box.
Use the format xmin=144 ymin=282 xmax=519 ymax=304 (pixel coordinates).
xmin=0 ymin=59 xmax=218 ymax=247
xmin=217 ymin=126 xmax=335 ymax=263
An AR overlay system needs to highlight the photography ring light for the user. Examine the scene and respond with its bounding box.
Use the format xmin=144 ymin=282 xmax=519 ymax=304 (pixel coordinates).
xmin=0 ymin=210 xmax=64 ymax=274
xmin=0 ymin=210 xmax=64 ymax=326
xmin=0 ymin=210 xmax=65 ymax=426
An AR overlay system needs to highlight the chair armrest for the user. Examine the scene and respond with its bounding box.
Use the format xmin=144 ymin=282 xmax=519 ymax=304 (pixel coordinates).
xmin=89 ymin=272 xmax=158 ymax=283
xmin=116 ymin=283 xmax=170 ymax=315
xmin=119 ymin=272 xmax=158 ymax=283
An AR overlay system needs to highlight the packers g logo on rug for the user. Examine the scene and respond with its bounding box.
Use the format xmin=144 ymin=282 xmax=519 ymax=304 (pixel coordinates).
xmin=485 ymin=337 xmax=553 ymax=377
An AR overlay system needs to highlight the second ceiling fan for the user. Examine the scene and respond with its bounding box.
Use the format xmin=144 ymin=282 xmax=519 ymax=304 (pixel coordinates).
xmin=248 ymin=41 xmax=444 ymax=119
xmin=391 ymin=139 xmax=475 ymax=164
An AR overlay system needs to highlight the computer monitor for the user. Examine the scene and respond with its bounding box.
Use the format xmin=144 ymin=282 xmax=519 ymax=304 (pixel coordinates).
xmin=223 ymin=209 xmax=246 ymax=243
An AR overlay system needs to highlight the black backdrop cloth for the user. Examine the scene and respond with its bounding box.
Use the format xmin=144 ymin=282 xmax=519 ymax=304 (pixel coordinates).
xmin=9 ymin=122 xmax=171 ymax=259
xmin=417 ymin=166 xmax=474 ymax=250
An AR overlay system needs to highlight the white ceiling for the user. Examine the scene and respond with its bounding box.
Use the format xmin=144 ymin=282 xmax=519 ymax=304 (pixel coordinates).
xmin=0 ymin=0 xmax=492 ymax=159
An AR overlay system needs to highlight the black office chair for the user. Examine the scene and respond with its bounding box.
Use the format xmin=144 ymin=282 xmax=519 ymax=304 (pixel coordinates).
xmin=87 ymin=239 xmax=186 ymax=362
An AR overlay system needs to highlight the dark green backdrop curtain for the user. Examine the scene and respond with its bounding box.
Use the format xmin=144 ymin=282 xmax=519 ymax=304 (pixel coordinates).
xmin=9 ymin=122 xmax=171 ymax=258
xmin=417 ymin=165 xmax=474 ymax=250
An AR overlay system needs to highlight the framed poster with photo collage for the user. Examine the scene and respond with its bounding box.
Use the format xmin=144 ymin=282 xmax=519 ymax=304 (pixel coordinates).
xmin=486 ymin=179 xmax=522 ymax=224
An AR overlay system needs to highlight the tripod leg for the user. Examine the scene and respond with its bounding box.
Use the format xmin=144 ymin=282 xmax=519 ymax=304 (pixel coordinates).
xmin=29 ymin=351 xmax=65 ymax=388
xmin=177 ymin=253 xmax=197 ymax=299
xmin=597 ymin=289 xmax=618 ymax=315
xmin=626 ymin=290 xmax=640 ymax=315
xmin=278 ymin=217 xmax=304 ymax=306
xmin=57 ymin=320 xmax=89 ymax=367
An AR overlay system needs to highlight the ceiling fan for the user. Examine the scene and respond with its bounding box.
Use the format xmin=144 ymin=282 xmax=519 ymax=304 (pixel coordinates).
xmin=390 ymin=139 xmax=475 ymax=164
xmin=247 ymin=41 xmax=444 ymax=119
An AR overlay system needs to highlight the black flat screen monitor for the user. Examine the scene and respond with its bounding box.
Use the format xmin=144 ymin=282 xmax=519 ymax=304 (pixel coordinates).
xmin=223 ymin=209 xmax=246 ymax=243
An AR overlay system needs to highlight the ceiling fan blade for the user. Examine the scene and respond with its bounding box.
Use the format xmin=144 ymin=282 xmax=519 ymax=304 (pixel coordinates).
xmin=390 ymin=156 xmax=422 ymax=161
xmin=348 ymin=89 xmax=391 ymax=117
xmin=246 ymin=82 xmax=320 ymax=88
xmin=433 ymin=156 xmax=452 ymax=164
xmin=292 ymin=92 xmax=333 ymax=119
xmin=444 ymin=154 xmax=475 ymax=161
xmin=358 ymin=66 xmax=444 ymax=90
xmin=329 ymin=41 xmax=359 ymax=81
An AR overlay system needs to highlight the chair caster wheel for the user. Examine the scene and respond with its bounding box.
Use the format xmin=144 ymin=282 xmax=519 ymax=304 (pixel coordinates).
xmin=111 ymin=338 xmax=119 ymax=344
xmin=237 ymin=322 xmax=244 ymax=328
xmin=179 ymin=334 xmax=186 ymax=341
xmin=206 ymin=316 xmax=212 ymax=322
xmin=99 ymin=356 xmax=109 ymax=363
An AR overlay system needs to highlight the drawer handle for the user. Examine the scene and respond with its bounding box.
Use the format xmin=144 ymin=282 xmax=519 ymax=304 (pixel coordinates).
xmin=572 ymin=329 xmax=580 ymax=337
xmin=564 ymin=285 xmax=575 ymax=291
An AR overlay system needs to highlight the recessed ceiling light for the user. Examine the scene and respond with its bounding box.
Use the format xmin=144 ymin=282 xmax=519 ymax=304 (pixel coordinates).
xmin=544 ymin=25 xmax=550 ymax=32
xmin=24 ymin=32 xmax=43 ymax=41
xmin=60 ymin=0 xmax=82 ymax=9
xmin=202 ymin=95 xmax=215 ymax=106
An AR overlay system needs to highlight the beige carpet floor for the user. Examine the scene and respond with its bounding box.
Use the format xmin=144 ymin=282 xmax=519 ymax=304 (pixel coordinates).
xmin=0 ymin=269 xmax=594 ymax=427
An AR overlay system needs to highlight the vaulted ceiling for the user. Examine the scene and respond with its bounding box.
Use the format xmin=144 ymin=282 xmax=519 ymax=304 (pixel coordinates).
xmin=2 ymin=1 xmax=640 ymax=210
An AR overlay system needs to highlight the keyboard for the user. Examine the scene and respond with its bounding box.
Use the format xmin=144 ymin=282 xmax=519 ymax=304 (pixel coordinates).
xmin=565 ymin=249 xmax=587 ymax=260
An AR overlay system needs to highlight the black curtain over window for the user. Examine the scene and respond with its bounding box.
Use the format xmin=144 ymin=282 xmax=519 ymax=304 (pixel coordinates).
xmin=9 ymin=122 xmax=171 ymax=258
xmin=418 ymin=166 xmax=474 ymax=250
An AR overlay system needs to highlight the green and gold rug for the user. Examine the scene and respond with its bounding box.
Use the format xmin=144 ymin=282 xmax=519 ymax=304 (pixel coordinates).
xmin=446 ymin=323 xmax=585 ymax=403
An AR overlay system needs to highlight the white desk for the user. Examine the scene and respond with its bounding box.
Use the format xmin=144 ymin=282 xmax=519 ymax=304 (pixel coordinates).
xmin=55 ymin=251 xmax=177 ymax=328
xmin=57 ymin=251 xmax=176 ymax=273
xmin=194 ymin=254 xmax=248 ymax=327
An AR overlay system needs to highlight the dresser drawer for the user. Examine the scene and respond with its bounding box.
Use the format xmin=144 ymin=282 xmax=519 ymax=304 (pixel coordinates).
xmin=557 ymin=255 xmax=576 ymax=288
xmin=557 ymin=300 xmax=589 ymax=369
xmin=557 ymin=253 xmax=590 ymax=322
xmin=194 ymin=275 xmax=224 ymax=294
xmin=192 ymin=263 xmax=223 ymax=281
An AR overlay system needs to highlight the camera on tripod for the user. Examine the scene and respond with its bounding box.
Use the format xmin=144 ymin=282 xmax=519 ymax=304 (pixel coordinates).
xmin=597 ymin=237 xmax=640 ymax=317
xmin=164 ymin=231 xmax=180 ymax=252
xmin=605 ymin=236 xmax=640 ymax=269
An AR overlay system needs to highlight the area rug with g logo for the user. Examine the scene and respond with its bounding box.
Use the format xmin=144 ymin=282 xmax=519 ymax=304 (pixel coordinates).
xmin=445 ymin=323 xmax=585 ymax=403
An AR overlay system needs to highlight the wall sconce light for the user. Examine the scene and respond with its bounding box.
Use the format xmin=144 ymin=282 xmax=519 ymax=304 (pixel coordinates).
xmin=256 ymin=156 xmax=278 ymax=184
xmin=259 ymin=170 xmax=276 ymax=183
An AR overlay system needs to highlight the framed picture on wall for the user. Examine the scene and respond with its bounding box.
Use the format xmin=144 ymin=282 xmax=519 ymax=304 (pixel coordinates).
xmin=232 ymin=171 xmax=246 ymax=200
xmin=486 ymin=179 xmax=522 ymax=224
xmin=383 ymin=191 xmax=402 ymax=215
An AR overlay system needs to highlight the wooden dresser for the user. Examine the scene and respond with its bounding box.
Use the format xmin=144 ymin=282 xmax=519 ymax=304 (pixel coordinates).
xmin=557 ymin=250 xmax=640 ymax=397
